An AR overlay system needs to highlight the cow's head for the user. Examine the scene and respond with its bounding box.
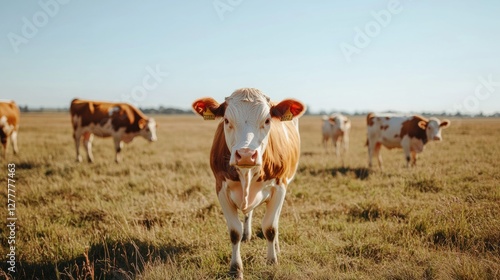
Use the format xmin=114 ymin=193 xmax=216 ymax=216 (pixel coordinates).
xmin=138 ymin=118 xmax=158 ymax=142
xmin=193 ymin=88 xmax=305 ymax=168
xmin=328 ymin=114 xmax=349 ymax=133
xmin=418 ymin=117 xmax=450 ymax=141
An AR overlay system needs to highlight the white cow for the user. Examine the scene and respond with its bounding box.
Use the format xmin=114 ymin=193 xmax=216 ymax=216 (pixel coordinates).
xmin=322 ymin=114 xmax=351 ymax=157
xmin=192 ymin=88 xmax=306 ymax=279
xmin=366 ymin=113 xmax=450 ymax=168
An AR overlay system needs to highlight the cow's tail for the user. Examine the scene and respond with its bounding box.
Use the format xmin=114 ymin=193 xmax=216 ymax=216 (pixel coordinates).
xmin=365 ymin=112 xmax=376 ymax=147
xmin=366 ymin=112 xmax=375 ymax=125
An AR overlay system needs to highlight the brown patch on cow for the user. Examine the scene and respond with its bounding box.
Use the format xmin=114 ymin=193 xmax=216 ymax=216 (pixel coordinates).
xmin=230 ymin=229 xmax=240 ymax=245
xmin=366 ymin=112 xmax=375 ymax=126
xmin=0 ymin=101 xmax=20 ymax=143
xmin=70 ymin=99 xmax=149 ymax=133
xmin=0 ymin=101 xmax=20 ymax=130
xmin=264 ymin=227 xmax=276 ymax=242
xmin=400 ymin=115 xmax=428 ymax=143
xmin=380 ymin=125 xmax=389 ymax=130
xmin=385 ymin=117 xmax=390 ymax=120
xmin=394 ymin=134 xmax=400 ymax=138
xmin=210 ymin=118 xmax=300 ymax=194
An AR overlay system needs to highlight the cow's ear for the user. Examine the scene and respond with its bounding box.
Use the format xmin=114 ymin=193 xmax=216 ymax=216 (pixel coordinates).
xmin=270 ymin=99 xmax=306 ymax=121
xmin=138 ymin=118 xmax=147 ymax=129
xmin=418 ymin=120 xmax=427 ymax=130
xmin=440 ymin=119 xmax=450 ymax=128
xmin=192 ymin=98 xmax=225 ymax=120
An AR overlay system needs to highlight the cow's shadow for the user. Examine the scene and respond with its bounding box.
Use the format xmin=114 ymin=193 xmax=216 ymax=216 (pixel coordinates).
xmin=10 ymin=239 xmax=191 ymax=280
xmin=329 ymin=166 xmax=371 ymax=180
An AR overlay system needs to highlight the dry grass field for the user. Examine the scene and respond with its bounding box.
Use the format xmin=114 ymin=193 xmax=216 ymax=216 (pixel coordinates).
xmin=1 ymin=112 xmax=499 ymax=280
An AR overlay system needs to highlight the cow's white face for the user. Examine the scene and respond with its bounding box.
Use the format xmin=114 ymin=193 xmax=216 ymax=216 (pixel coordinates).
xmin=224 ymin=93 xmax=272 ymax=167
xmin=192 ymin=88 xmax=306 ymax=169
xmin=329 ymin=115 xmax=349 ymax=133
xmin=423 ymin=117 xmax=450 ymax=141
xmin=139 ymin=118 xmax=158 ymax=142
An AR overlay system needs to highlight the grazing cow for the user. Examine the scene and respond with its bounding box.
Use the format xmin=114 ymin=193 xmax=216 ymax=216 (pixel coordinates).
xmin=70 ymin=99 xmax=157 ymax=163
xmin=322 ymin=113 xmax=351 ymax=157
xmin=0 ymin=100 xmax=20 ymax=158
xmin=192 ymin=88 xmax=305 ymax=279
xmin=366 ymin=113 xmax=450 ymax=168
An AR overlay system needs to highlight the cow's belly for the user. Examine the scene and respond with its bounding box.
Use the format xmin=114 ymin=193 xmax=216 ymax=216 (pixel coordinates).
xmin=85 ymin=125 xmax=113 ymax=137
xmin=226 ymin=179 xmax=274 ymax=214
xmin=377 ymin=128 xmax=403 ymax=149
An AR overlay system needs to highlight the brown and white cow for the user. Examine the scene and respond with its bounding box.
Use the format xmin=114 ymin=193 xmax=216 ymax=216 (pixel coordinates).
xmin=70 ymin=99 xmax=157 ymax=163
xmin=366 ymin=113 xmax=450 ymax=168
xmin=322 ymin=113 xmax=351 ymax=157
xmin=0 ymin=100 xmax=20 ymax=158
xmin=192 ymin=88 xmax=305 ymax=279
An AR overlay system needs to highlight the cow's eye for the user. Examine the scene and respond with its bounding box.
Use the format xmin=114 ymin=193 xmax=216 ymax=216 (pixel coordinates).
xmin=224 ymin=118 xmax=229 ymax=125
xmin=265 ymin=118 xmax=271 ymax=125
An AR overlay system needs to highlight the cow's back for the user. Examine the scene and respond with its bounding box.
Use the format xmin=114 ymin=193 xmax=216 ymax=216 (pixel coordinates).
xmin=367 ymin=114 xmax=409 ymax=148
xmin=0 ymin=101 xmax=20 ymax=130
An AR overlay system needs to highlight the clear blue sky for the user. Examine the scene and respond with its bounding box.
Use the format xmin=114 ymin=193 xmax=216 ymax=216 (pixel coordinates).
xmin=1 ymin=0 xmax=499 ymax=114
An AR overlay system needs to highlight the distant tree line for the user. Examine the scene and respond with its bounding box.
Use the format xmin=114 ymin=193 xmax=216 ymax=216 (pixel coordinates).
xmin=17 ymin=105 xmax=500 ymax=118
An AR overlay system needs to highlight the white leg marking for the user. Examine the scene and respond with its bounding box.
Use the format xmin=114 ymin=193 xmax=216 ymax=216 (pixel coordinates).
xmin=262 ymin=185 xmax=286 ymax=265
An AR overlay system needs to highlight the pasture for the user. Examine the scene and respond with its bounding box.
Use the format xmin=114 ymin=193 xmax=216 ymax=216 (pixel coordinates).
xmin=1 ymin=112 xmax=499 ymax=280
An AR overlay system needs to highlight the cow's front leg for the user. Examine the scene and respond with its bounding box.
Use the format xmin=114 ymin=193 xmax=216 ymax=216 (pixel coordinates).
xmin=82 ymin=132 xmax=94 ymax=163
xmin=334 ymin=139 xmax=341 ymax=158
xmin=401 ymin=137 xmax=411 ymax=168
xmin=218 ymin=187 xmax=243 ymax=279
xmin=411 ymin=151 xmax=418 ymax=166
xmin=114 ymin=138 xmax=124 ymax=163
xmin=242 ymin=210 xmax=253 ymax=242
xmin=73 ymin=131 xmax=83 ymax=162
xmin=262 ymin=185 xmax=286 ymax=265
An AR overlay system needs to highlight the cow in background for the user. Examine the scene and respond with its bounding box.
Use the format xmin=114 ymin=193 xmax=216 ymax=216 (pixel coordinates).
xmin=70 ymin=99 xmax=157 ymax=163
xmin=0 ymin=100 xmax=20 ymax=158
xmin=192 ymin=88 xmax=306 ymax=279
xmin=366 ymin=113 xmax=450 ymax=168
xmin=322 ymin=113 xmax=351 ymax=158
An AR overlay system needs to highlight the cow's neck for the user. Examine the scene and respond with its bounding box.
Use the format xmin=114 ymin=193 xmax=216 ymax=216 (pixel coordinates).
xmin=236 ymin=167 xmax=260 ymax=210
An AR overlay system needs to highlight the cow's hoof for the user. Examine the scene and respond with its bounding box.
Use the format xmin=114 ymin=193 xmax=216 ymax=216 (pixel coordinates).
xmin=229 ymin=263 xmax=243 ymax=279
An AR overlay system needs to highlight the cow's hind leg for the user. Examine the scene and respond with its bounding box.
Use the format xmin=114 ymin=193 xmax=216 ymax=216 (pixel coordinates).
xmin=114 ymin=138 xmax=124 ymax=163
xmin=82 ymin=132 xmax=94 ymax=163
xmin=10 ymin=131 xmax=18 ymax=155
xmin=262 ymin=185 xmax=286 ymax=265
xmin=1 ymin=136 xmax=7 ymax=159
xmin=242 ymin=210 xmax=253 ymax=242
xmin=218 ymin=187 xmax=244 ymax=279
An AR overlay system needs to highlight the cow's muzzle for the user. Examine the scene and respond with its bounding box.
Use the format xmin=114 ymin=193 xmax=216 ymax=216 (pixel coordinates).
xmin=234 ymin=148 xmax=258 ymax=167
xmin=433 ymin=136 xmax=442 ymax=141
